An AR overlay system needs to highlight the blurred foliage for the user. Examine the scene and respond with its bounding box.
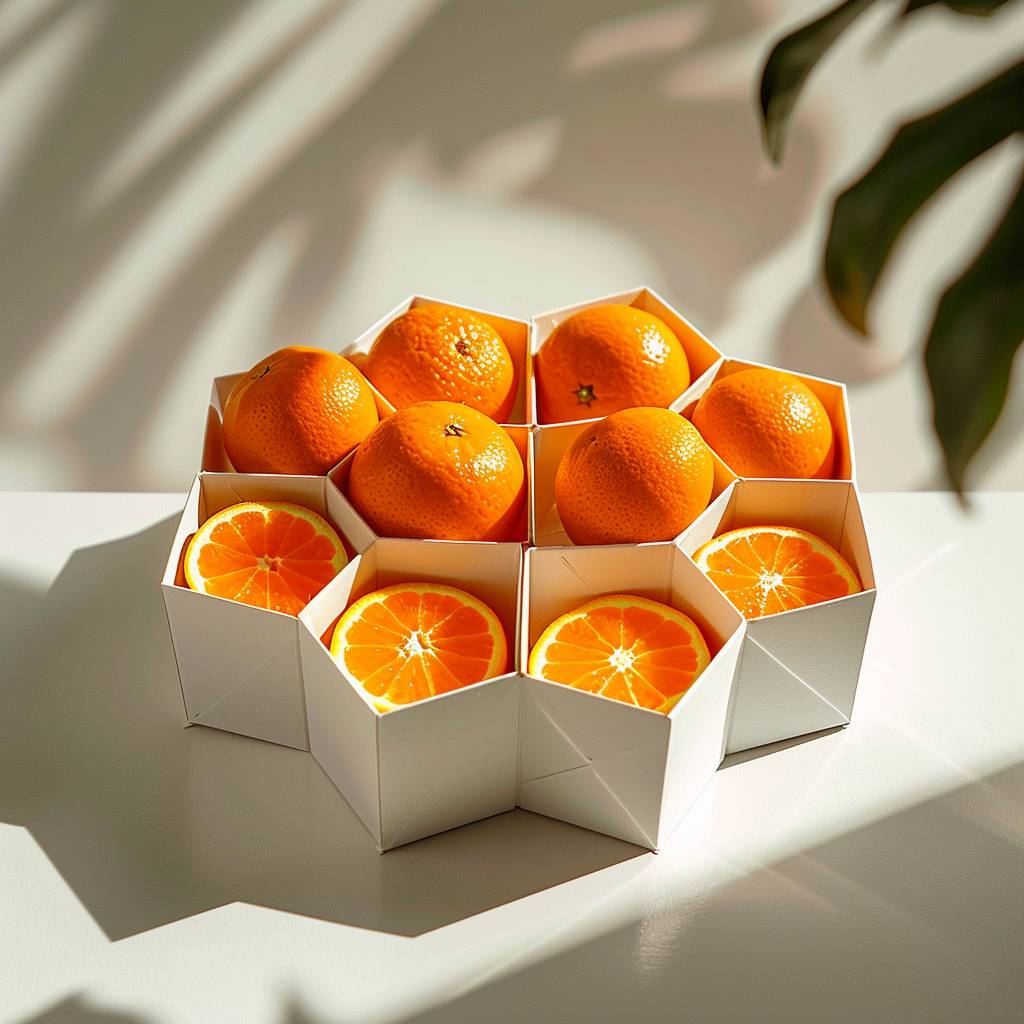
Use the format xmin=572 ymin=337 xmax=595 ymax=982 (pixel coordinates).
xmin=759 ymin=0 xmax=1024 ymax=492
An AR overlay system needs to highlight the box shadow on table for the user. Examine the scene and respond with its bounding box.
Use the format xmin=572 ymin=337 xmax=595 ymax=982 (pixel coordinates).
xmin=395 ymin=759 xmax=1024 ymax=1024
xmin=717 ymin=725 xmax=847 ymax=768
xmin=0 ymin=516 xmax=644 ymax=942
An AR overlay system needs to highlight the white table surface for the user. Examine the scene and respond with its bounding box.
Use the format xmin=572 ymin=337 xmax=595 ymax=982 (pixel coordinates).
xmin=1 ymin=492 xmax=1021 ymax=1024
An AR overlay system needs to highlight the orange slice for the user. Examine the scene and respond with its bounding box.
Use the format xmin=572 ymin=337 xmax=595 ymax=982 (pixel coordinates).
xmin=184 ymin=501 xmax=347 ymax=615
xmin=330 ymin=583 xmax=508 ymax=711
xmin=693 ymin=525 xmax=861 ymax=619
xmin=527 ymin=595 xmax=711 ymax=714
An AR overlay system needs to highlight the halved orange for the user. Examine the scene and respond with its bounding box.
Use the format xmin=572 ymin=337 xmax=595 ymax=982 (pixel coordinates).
xmin=527 ymin=595 xmax=711 ymax=714
xmin=330 ymin=583 xmax=508 ymax=711
xmin=184 ymin=501 xmax=347 ymax=614
xmin=693 ymin=525 xmax=860 ymax=619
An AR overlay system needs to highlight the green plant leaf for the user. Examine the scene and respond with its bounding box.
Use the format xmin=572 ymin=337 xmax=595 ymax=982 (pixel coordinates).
xmin=824 ymin=60 xmax=1024 ymax=333
xmin=924 ymin=171 xmax=1024 ymax=493
xmin=759 ymin=0 xmax=878 ymax=164
xmin=903 ymin=0 xmax=1015 ymax=17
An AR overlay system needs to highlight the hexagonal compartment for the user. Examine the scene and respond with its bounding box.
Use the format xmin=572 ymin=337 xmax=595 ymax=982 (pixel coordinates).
xmin=529 ymin=418 xmax=735 ymax=547
xmin=298 ymin=538 xmax=522 ymax=851
xmin=679 ymin=357 xmax=855 ymax=481
xmin=200 ymin=371 xmax=392 ymax=475
xmin=530 ymin=286 xmax=722 ymax=425
xmin=161 ymin=472 xmax=371 ymax=750
xmin=328 ymin=423 xmax=530 ymax=545
xmin=678 ymin=478 xmax=876 ymax=754
xmin=339 ymin=295 xmax=532 ymax=426
xmin=518 ymin=542 xmax=744 ymax=849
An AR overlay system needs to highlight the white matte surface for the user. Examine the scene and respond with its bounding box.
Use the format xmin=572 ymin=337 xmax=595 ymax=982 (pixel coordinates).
xmin=1 ymin=492 xmax=1022 ymax=1023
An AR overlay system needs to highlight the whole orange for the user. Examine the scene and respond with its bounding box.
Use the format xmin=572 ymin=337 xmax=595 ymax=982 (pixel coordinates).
xmin=223 ymin=347 xmax=378 ymax=475
xmin=362 ymin=305 xmax=516 ymax=421
xmin=691 ymin=368 xmax=834 ymax=479
xmin=348 ymin=401 xmax=525 ymax=541
xmin=555 ymin=407 xmax=714 ymax=545
xmin=536 ymin=304 xmax=690 ymax=423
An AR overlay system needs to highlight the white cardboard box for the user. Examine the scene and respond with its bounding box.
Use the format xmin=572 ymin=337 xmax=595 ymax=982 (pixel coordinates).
xmin=297 ymin=538 xmax=523 ymax=851
xmin=529 ymin=286 xmax=722 ymax=425
xmin=677 ymin=478 xmax=876 ymax=754
xmin=161 ymin=472 xmax=372 ymax=750
xmin=518 ymin=542 xmax=744 ymax=849
xmin=166 ymin=285 xmax=877 ymax=853
xmin=339 ymin=294 xmax=532 ymax=426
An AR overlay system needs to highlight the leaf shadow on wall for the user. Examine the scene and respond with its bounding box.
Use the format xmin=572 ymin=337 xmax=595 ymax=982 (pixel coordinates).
xmin=0 ymin=0 xmax=842 ymax=490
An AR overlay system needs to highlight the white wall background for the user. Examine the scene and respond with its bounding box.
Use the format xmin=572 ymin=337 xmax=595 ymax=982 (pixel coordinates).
xmin=0 ymin=0 xmax=1021 ymax=492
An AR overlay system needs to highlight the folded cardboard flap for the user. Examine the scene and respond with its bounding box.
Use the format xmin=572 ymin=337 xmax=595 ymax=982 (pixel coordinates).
xmin=524 ymin=542 xmax=678 ymax=653
xmin=200 ymin=375 xmax=241 ymax=473
xmin=297 ymin=602 xmax=381 ymax=840
xmin=164 ymin=583 xmax=305 ymax=748
xmin=376 ymin=677 xmax=519 ymax=849
xmin=679 ymin=358 xmax=855 ymax=482
xmin=668 ymin=547 xmax=744 ymax=656
xmin=529 ymin=286 xmax=723 ymax=425
xmin=163 ymin=480 xmax=202 ymax=589
xmin=300 ymin=635 xmax=519 ymax=851
xmin=518 ymin=678 xmax=670 ymax=848
xmin=338 ymin=294 xmax=532 ymax=427
xmin=529 ymin=420 xmax=736 ymax=548
xmin=201 ymin=403 xmax=232 ymax=474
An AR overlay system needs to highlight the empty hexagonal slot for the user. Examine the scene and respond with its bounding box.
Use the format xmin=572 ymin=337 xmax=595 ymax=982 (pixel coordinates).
xmin=298 ymin=538 xmax=522 ymax=851
xmin=530 ymin=286 xmax=722 ymax=425
xmin=339 ymin=295 xmax=531 ymax=426
xmin=518 ymin=542 xmax=743 ymax=849
xmin=161 ymin=472 xmax=371 ymax=750
xmin=679 ymin=358 xmax=854 ymax=481
xmin=678 ymin=478 xmax=876 ymax=754
xmin=529 ymin=418 xmax=735 ymax=547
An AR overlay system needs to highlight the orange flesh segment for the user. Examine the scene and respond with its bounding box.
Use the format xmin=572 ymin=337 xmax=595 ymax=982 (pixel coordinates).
xmin=331 ymin=584 xmax=508 ymax=710
xmin=528 ymin=595 xmax=711 ymax=713
xmin=693 ymin=525 xmax=860 ymax=619
xmin=185 ymin=501 xmax=347 ymax=615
